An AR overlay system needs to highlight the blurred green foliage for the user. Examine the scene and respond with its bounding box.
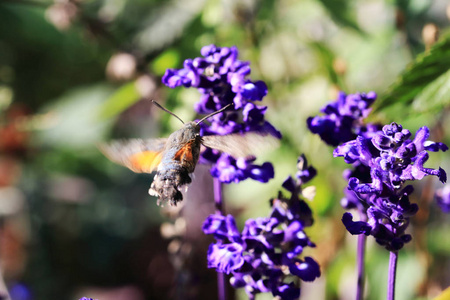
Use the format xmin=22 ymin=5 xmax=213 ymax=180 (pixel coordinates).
xmin=0 ymin=0 xmax=449 ymax=299
xmin=377 ymin=31 xmax=450 ymax=117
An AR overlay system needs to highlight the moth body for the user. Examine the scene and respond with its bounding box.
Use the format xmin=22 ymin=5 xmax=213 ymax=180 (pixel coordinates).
xmin=149 ymin=122 xmax=202 ymax=206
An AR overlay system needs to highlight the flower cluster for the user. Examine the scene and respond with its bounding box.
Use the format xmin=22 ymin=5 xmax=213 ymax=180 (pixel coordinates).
xmin=306 ymin=91 xmax=379 ymax=146
xmin=335 ymin=123 xmax=447 ymax=193
xmin=307 ymin=91 xmax=381 ymax=212
xmin=334 ymin=123 xmax=447 ymax=250
xmin=307 ymin=91 xmax=448 ymax=250
xmin=202 ymin=155 xmax=320 ymax=299
xmin=162 ymin=45 xmax=281 ymax=184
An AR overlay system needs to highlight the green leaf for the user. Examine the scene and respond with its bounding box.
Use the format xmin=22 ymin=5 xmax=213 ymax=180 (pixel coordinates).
xmin=151 ymin=49 xmax=180 ymax=76
xmin=412 ymin=68 xmax=450 ymax=112
xmin=98 ymin=82 xmax=140 ymax=120
xmin=316 ymin=0 xmax=363 ymax=33
xmin=308 ymin=41 xmax=342 ymax=86
xmin=376 ymin=32 xmax=450 ymax=116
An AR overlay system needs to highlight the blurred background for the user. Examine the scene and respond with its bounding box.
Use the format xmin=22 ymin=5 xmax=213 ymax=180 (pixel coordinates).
xmin=0 ymin=0 xmax=449 ymax=299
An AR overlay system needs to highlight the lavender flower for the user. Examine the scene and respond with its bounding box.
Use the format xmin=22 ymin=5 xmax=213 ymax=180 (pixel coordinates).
xmin=203 ymin=155 xmax=320 ymax=299
xmin=334 ymin=122 xmax=448 ymax=250
xmin=308 ymin=91 xmax=448 ymax=299
xmin=308 ymin=91 xmax=448 ymax=250
xmin=162 ymin=45 xmax=281 ymax=184
xmin=307 ymin=91 xmax=379 ymax=213
xmin=306 ymin=91 xmax=378 ymax=146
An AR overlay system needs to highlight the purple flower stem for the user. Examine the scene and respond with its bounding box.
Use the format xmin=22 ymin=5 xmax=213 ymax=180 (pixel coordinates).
xmin=214 ymin=177 xmax=225 ymax=215
xmin=387 ymin=251 xmax=398 ymax=300
xmin=356 ymin=213 xmax=367 ymax=300
xmin=356 ymin=233 xmax=367 ymax=300
xmin=213 ymin=177 xmax=227 ymax=300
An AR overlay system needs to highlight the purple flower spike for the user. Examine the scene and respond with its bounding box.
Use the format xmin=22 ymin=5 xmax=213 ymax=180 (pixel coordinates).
xmin=309 ymin=90 xmax=447 ymax=298
xmin=162 ymin=45 xmax=281 ymax=184
xmin=334 ymin=121 xmax=447 ymax=250
xmin=203 ymin=155 xmax=320 ymax=299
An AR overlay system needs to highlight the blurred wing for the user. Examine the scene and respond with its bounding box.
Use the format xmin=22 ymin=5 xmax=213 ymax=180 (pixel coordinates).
xmin=99 ymin=138 xmax=167 ymax=173
xmin=202 ymin=132 xmax=280 ymax=158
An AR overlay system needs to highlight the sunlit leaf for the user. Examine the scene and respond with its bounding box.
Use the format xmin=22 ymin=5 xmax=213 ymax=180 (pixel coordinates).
xmin=134 ymin=0 xmax=207 ymax=53
xmin=99 ymin=82 xmax=140 ymax=119
xmin=316 ymin=0 xmax=363 ymax=33
xmin=151 ymin=49 xmax=180 ymax=76
xmin=376 ymin=32 xmax=450 ymax=116
xmin=412 ymin=68 xmax=450 ymax=112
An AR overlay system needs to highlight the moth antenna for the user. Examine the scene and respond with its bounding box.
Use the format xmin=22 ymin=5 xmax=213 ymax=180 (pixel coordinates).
xmin=152 ymin=100 xmax=185 ymax=125
xmin=196 ymin=103 xmax=233 ymax=125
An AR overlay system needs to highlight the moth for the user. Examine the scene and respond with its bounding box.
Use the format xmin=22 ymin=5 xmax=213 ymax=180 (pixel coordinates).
xmin=100 ymin=101 xmax=278 ymax=206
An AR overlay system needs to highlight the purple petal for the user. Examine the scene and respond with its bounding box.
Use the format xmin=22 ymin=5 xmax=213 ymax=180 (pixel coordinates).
xmin=202 ymin=214 xmax=242 ymax=242
xmin=241 ymin=80 xmax=267 ymax=100
xmin=424 ymin=142 xmax=449 ymax=152
xmin=288 ymin=257 xmax=321 ymax=281
xmin=412 ymin=126 xmax=430 ymax=152
xmin=248 ymin=162 xmax=275 ymax=183
xmin=272 ymin=282 xmax=300 ymax=300
xmin=282 ymin=176 xmax=296 ymax=193
xmin=342 ymin=212 xmax=371 ymax=235
xmin=207 ymin=243 xmax=244 ymax=274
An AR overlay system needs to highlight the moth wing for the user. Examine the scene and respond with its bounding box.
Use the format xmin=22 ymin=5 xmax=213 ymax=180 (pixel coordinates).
xmin=202 ymin=132 xmax=280 ymax=158
xmin=99 ymin=138 xmax=167 ymax=173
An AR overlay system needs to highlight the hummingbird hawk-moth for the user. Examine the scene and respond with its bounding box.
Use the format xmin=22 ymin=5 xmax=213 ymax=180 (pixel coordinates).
xmin=100 ymin=101 xmax=278 ymax=206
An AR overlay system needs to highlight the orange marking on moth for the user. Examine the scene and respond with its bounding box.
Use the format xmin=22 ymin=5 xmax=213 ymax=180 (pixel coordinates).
xmin=129 ymin=151 xmax=162 ymax=173
xmin=174 ymin=141 xmax=194 ymax=163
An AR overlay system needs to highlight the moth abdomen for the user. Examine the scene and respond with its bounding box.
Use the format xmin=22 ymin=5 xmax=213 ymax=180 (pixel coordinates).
xmin=150 ymin=167 xmax=192 ymax=206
